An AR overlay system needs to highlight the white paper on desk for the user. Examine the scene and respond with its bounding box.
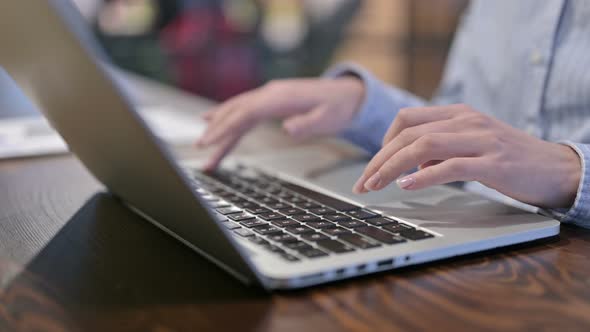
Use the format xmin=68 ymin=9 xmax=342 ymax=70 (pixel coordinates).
xmin=0 ymin=117 xmax=68 ymax=158
xmin=0 ymin=106 xmax=206 ymax=159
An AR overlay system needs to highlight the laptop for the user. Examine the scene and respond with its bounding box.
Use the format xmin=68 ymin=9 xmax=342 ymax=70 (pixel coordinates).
xmin=0 ymin=0 xmax=560 ymax=290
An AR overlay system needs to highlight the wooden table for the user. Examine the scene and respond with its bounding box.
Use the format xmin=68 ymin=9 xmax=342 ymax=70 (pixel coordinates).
xmin=2 ymin=74 xmax=590 ymax=332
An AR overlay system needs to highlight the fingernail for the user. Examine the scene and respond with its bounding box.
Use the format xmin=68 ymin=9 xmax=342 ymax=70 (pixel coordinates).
xmin=285 ymin=124 xmax=299 ymax=137
xmin=396 ymin=176 xmax=415 ymax=189
xmin=203 ymin=160 xmax=216 ymax=171
xmin=364 ymin=172 xmax=382 ymax=191
xmin=352 ymin=176 xmax=366 ymax=194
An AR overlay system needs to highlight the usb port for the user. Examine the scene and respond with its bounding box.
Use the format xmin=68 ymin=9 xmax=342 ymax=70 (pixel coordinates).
xmin=377 ymin=258 xmax=393 ymax=268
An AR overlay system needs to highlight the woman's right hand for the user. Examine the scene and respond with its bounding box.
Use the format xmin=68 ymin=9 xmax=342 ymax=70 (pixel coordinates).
xmin=196 ymin=77 xmax=365 ymax=170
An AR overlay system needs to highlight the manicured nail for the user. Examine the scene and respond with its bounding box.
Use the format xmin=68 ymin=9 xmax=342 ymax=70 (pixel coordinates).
xmin=364 ymin=172 xmax=382 ymax=191
xmin=285 ymin=124 xmax=299 ymax=137
xmin=352 ymin=183 xmax=362 ymax=194
xmin=352 ymin=176 xmax=366 ymax=194
xmin=396 ymin=176 xmax=415 ymax=189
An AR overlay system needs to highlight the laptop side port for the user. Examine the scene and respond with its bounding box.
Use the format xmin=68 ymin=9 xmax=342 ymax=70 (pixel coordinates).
xmin=377 ymin=258 xmax=394 ymax=269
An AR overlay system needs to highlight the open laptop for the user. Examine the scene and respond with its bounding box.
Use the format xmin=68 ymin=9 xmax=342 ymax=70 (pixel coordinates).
xmin=0 ymin=0 xmax=560 ymax=290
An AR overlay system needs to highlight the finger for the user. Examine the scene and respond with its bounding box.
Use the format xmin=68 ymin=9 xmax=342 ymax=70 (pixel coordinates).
xmin=195 ymin=111 xmax=218 ymax=146
xmin=198 ymin=94 xmax=257 ymax=146
xmin=201 ymin=111 xmax=215 ymax=121
xmin=283 ymin=106 xmax=330 ymax=140
xmin=201 ymin=108 xmax=259 ymax=147
xmin=196 ymin=103 xmax=239 ymax=147
xmin=363 ymin=133 xmax=483 ymax=191
xmin=353 ymin=119 xmax=457 ymax=193
xmin=204 ymin=94 xmax=245 ymax=124
xmin=396 ymin=158 xmax=482 ymax=190
xmin=203 ymin=135 xmax=242 ymax=171
xmin=418 ymin=160 xmax=442 ymax=170
xmin=198 ymin=91 xmax=259 ymax=143
xmin=382 ymin=105 xmax=458 ymax=146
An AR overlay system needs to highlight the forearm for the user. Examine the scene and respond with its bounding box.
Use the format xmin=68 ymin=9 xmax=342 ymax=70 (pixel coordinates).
xmin=322 ymin=63 xmax=426 ymax=155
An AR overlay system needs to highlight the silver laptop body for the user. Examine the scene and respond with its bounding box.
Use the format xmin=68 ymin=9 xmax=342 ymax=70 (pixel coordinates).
xmin=0 ymin=0 xmax=560 ymax=290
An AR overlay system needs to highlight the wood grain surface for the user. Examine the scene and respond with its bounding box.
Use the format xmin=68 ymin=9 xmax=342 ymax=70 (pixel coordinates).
xmin=2 ymin=72 xmax=590 ymax=332
xmin=2 ymin=153 xmax=590 ymax=332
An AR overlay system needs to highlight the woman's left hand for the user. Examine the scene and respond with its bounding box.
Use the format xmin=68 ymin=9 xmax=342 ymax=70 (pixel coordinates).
xmin=353 ymin=104 xmax=582 ymax=209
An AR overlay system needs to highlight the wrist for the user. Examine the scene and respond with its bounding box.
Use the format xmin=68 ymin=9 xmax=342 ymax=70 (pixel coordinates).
xmin=554 ymin=143 xmax=582 ymax=209
xmin=334 ymin=76 xmax=365 ymax=118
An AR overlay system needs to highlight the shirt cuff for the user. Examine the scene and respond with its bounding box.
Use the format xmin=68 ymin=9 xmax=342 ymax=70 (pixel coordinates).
xmin=543 ymin=141 xmax=590 ymax=228
xmin=322 ymin=62 xmax=426 ymax=155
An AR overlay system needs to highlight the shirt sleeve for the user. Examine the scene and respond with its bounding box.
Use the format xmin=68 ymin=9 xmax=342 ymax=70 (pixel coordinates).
xmin=322 ymin=62 xmax=426 ymax=155
xmin=544 ymin=141 xmax=590 ymax=228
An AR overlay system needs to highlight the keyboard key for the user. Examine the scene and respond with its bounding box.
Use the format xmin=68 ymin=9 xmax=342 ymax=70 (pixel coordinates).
xmin=234 ymin=228 xmax=254 ymax=237
xmin=226 ymin=196 xmax=245 ymax=204
xmin=356 ymin=226 xmax=406 ymax=245
xmin=281 ymin=182 xmax=361 ymax=212
xmin=195 ymin=187 xmax=208 ymax=194
xmin=234 ymin=200 xmax=257 ymax=209
xmin=287 ymin=196 xmax=307 ymax=204
xmin=267 ymin=202 xmax=292 ymax=210
xmin=253 ymin=225 xmax=283 ymax=235
xmin=309 ymin=207 xmax=336 ymax=215
xmin=222 ymin=222 xmax=241 ymax=230
xmin=337 ymin=233 xmax=381 ymax=249
xmin=264 ymin=244 xmax=286 ymax=254
xmin=209 ymin=200 xmax=230 ymax=208
xmin=302 ymin=232 xmax=329 ymax=242
xmin=322 ymin=227 xmax=352 ymax=236
xmin=216 ymin=206 xmax=241 ymax=215
xmin=316 ymin=239 xmax=355 ymax=253
xmin=277 ymin=191 xmax=294 ymax=199
xmin=237 ymin=188 xmax=258 ymax=196
xmin=399 ymin=229 xmax=434 ymax=241
xmin=246 ymin=207 xmax=272 ymax=215
xmin=339 ymin=220 xmax=366 ymax=228
xmin=266 ymin=187 xmax=282 ymax=195
xmin=286 ymin=225 xmax=314 ymax=235
xmin=200 ymin=194 xmax=217 ymax=201
xmin=227 ymin=212 xmax=256 ymax=221
xmin=268 ymin=233 xmax=298 ymax=243
xmin=295 ymin=201 xmax=321 ymax=209
xmin=284 ymin=241 xmax=313 ymax=252
xmin=347 ymin=209 xmax=380 ymax=220
xmin=240 ymin=219 xmax=268 ymax=228
xmin=249 ymin=192 xmax=268 ymax=200
xmin=258 ymin=212 xmax=286 ymax=221
xmin=281 ymin=253 xmax=301 ymax=262
xmin=207 ymin=187 xmax=226 ymax=195
xmin=292 ymin=214 xmax=321 ymax=222
xmin=278 ymin=207 xmax=305 ymax=216
xmin=259 ymin=197 xmax=279 ymax=205
xmin=365 ymin=217 xmax=397 ymax=227
xmin=248 ymin=236 xmax=269 ymax=246
xmin=323 ymin=214 xmax=352 ymax=222
xmin=300 ymin=248 xmax=329 ymax=258
xmin=272 ymin=219 xmax=299 ymax=228
xmin=382 ymin=224 xmax=414 ymax=234
xmin=212 ymin=212 xmax=228 ymax=222
xmin=307 ymin=221 xmax=336 ymax=229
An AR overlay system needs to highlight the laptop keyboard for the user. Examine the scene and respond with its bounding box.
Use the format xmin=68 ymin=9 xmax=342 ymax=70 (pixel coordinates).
xmin=191 ymin=167 xmax=435 ymax=263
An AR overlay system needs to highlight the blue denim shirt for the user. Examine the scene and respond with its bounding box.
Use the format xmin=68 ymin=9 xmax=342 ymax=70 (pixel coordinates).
xmin=324 ymin=0 xmax=590 ymax=227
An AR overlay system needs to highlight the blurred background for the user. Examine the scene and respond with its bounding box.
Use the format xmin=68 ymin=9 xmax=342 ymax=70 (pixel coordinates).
xmin=73 ymin=0 xmax=468 ymax=102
